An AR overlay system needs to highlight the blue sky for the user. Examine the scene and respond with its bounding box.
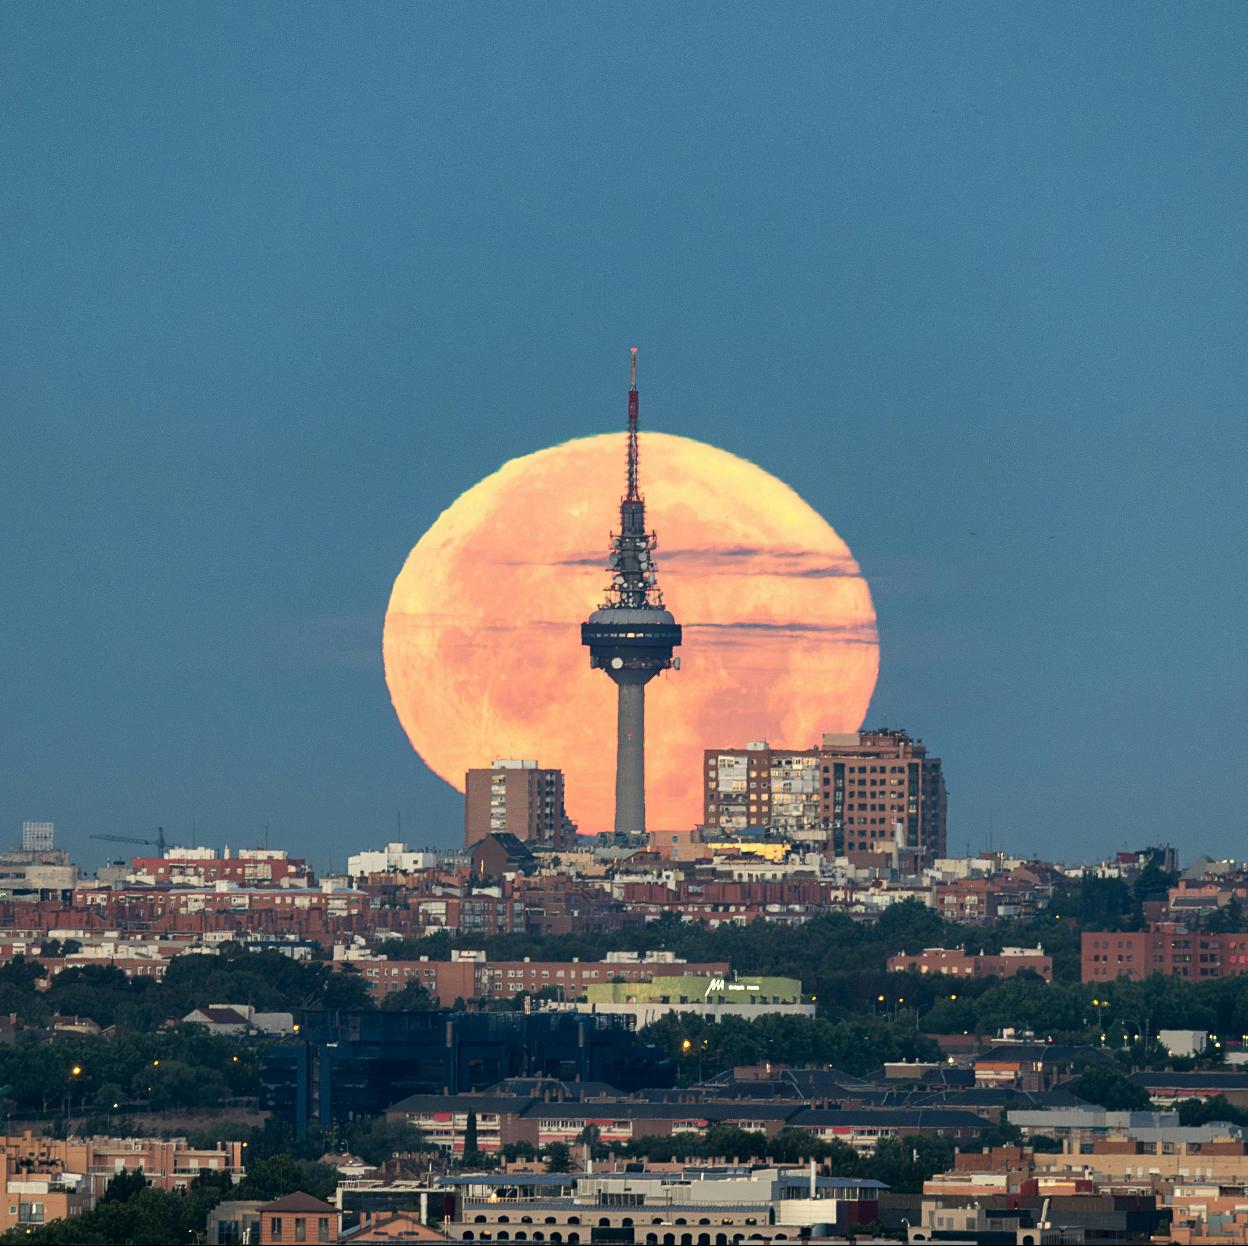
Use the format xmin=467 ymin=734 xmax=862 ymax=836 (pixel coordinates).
xmin=2 ymin=3 xmax=1245 ymax=867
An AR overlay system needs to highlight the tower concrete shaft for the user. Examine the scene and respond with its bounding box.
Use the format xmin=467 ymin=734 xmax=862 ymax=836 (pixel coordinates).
xmin=614 ymin=676 xmax=646 ymax=834
xmin=581 ymin=349 xmax=681 ymax=835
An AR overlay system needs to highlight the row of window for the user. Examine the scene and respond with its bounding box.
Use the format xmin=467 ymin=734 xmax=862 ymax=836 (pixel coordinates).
xmin=269 ymin=1215 xmax=332 ymax=1243
xmin=460 ymin=1231 xmax=784 ymax=1245
xmin=472 ymin=1216 xmax=765 ymax=1227
xmin=708 ymin=759 xmax=923 ymax=775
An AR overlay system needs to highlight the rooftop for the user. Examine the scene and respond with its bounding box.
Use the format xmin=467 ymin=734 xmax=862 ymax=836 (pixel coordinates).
xmin=259 ymin=1191 xmax=339 ymax=1214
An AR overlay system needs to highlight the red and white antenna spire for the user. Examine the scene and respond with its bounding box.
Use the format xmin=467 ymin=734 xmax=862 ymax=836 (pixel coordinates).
xmin=626 ymin=346 xmax=640 ymax=501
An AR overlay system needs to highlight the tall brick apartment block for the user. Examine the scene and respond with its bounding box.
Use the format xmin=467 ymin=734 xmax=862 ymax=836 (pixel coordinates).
xmin=464 ymin=759 xmax=576 ymax=850
xmin=703 ymin=729 xmax=947 ymax=862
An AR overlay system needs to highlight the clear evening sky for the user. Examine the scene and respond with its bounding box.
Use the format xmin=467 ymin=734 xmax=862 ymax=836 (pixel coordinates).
xmin=2 ymin=4 xmax=1245 ymax=868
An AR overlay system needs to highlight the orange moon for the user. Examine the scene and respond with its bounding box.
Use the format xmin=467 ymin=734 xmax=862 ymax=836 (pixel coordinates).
xmin=383 ymin=433 xmax=879 ymax=833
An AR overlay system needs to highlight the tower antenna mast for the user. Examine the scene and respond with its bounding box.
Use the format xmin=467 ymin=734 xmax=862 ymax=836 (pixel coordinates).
xmin=581 ymin=349 xmax=682 ymax=834
xmin=626 ymin=347 xmax=640 ymax=501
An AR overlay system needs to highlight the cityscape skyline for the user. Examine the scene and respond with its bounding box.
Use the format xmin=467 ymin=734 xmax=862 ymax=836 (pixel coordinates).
xmin=5 ymin=8 xmax=1248 ymax=1245
xmin=3 ymin=5 xmax=1247 ymax=866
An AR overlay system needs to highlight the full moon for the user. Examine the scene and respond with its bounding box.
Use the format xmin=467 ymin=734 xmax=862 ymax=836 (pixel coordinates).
xmin=383 ymin=432 xmax=879 ymax=833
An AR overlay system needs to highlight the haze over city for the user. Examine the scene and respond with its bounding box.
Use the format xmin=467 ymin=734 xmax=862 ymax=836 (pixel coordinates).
xmin=3 ymin=4 xmax=1246 ymax=867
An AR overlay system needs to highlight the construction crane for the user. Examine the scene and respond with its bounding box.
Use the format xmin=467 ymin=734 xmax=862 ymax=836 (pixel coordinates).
xmin=90 ymin=827 xmax=168 ymax=857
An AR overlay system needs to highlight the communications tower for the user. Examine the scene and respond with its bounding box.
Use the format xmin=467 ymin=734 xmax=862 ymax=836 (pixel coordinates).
xmin=581 ymin=349 xmax=682 ymax=834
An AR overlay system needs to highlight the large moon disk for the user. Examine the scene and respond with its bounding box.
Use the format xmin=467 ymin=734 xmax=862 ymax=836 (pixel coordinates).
xmin=383 ymin=433 xmax=879 ymax=833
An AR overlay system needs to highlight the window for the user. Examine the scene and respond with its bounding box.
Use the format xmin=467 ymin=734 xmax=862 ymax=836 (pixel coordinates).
xmin=295 ymin=1216 xmax=307 ymax=1242
xmin=271 ymin=1218 xmax=284 ymax=1242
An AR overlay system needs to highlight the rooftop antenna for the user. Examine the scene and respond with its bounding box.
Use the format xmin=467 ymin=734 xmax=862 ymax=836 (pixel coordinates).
xmin=626 ymin=345 xmax=640 ymax=501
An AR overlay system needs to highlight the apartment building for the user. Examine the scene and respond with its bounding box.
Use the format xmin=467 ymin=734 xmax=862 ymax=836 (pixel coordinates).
xmin=387 ymin=1088 xmax=990 ymax=1160
xmin=125 ymin=847 xmax=310 ymax=888
xmin=1027 ymin=1126 xmax=1248 ymax=1187
xmin=0 ymin=847 xmax=76 ymax=902
xmin=916 ymin=1145 xmax=1164 ymax=1242
xmin=464 ymin=760 xmax=576 ymax=850
xmin=1083 ymin=925 xmax=1248 ymax=982
xmin=789 ymin=1107 xmax=990 ymax=1153
xmin=342 ymin=950 xmax=730 ymax=1006
xmin=934 ymin=871 xmax=1055 ymax=925
xmin=888 ymin=944 xmax=1053 ymax=981
xmin=0 ymin=1132 xmax=246 ymax=1233
xmin=0 ymin=1168 xmax=86 ymax=1236
xmin=1167 ymin=1183 xmax=1248 ymax=1244
xmin=703 ymin=729 xmax=946 ymax=861
xmin=257 ymin=1191 xmax=341 ymax=1245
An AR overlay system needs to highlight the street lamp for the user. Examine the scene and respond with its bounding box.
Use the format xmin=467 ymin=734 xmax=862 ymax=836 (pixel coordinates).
xmin=65 ymin=1066 xmax=83 ymax=1131
xmin=1090 ymin=997 xmax=1108 ymax=1041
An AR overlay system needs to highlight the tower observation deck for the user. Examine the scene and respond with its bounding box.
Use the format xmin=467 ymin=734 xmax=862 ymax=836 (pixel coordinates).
xmin=580 ymin=349 xmax=682 ymax=835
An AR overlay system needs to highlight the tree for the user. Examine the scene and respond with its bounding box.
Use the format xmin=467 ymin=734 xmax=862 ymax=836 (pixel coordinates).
xmin=380 ymin=980 xmax=438 ymax=1011
xmin=865 ymin=1135 xmax=954 ymax=1193
xmin=1205 ymin=898 xmax=1245 ymax=934
xmin=92 ymin=1081 xmax=126 ymax=1112
xmin=40 ymin=938 xmax=81 ymax=959
xmin=1074 ymin=874 xmax=1134 ymax=930
xmin=0 ymin=1186 xmax=211 ymax=1245
xmin=48 ymin=964 xmax=144 ymax=1028
xmin=1132 ymin=856 xmax=1179 ymax=909
xmin=766 ymin=1128 xmax=832 ymax=1164
xmin=576 ymin=1123 xmax=603 ymax=1159
xmin=318 ymin=964 xmax=375 ymax=1010
xmin=544 ymin=1142 xmax=572 ymax=1172
xmin=102 ymin=1167 xmax=147 ymax=1203
xmin=502 ymin=1141 xmax=539 ymax=1161
xmin=642 ymin=1012 xmax=940 ymax=1084
xmin=1177 ymin=1095 xmax=1248 ymax=1128
xmin=235 ymin=1155 xmax=337 ymax=1202
xmin=1070 ymin=1064 xmax=1152 ymax=1111
xmin=874 ymin=898 xmax=949 ymax=951
xmin=464 ymin=1109 xmax=480 ymax=1163
xmin=379 ymin=930 xmax=453 ymax=961
xmin=973 ymin=1118 xmax=1023 ymax=1150
xmin=191 ymin=1167 xmax=235 ymax=1197
xmin=345 ymin=1117 xmax=427 ymax=1165
xmin=702 ymin=1123 xmax=765 ymax=1160
xmin=136 ymin=1057 xmax=225 ymax=1111
xmin=0 ymin=955 xmax=46 ymax=991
